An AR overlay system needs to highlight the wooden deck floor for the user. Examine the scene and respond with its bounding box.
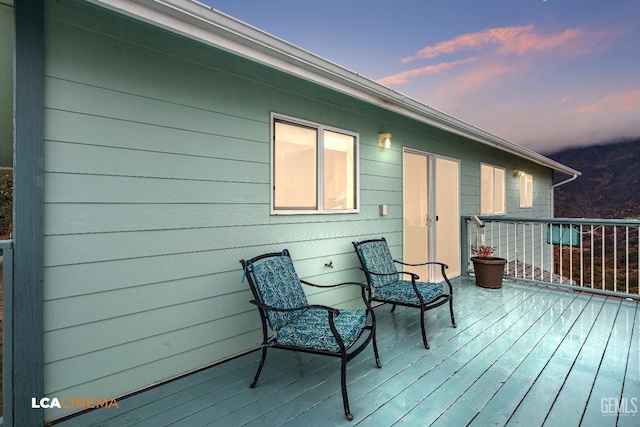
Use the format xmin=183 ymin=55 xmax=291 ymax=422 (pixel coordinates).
xmin=56 ymin=277 xmax=640 ymax=427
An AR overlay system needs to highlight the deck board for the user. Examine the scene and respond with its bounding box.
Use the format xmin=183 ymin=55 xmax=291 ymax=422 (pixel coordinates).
xmin=325 ymin=285 xmax=536 ymax=426
xmin=616 ymin=300 xmax=640 ymax=427
xmin=506 ymin=294 xmax=604 ymax=426
xmin=431 ymin=288 xmax=568 ymax=426
xmin=388 ymin=288 xmax=558 ymax=426
xmin=543 ymin=297 xmax=621 ymax=427
xmin=287 ymin=280 xmax=505 ymax=426
xmin=54 ymin=277 xmax=639 ymax=427
xmin=467 ymin=292 xmax=591 ymax=427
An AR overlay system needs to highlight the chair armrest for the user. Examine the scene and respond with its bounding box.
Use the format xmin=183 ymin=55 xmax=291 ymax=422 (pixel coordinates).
xmin=394 ymin=259 xmax=449 ymax=269
xmin=358 ymin=267 xmax=398 ymax=278
xmin=399 ymin=266 xmax=454 ymax=296
xmin=360 ymin=267 xmax=419 ymax=285
xmin=300 ymin=280 xmax=374 ymax=312
xmin=398 ymin=270 xmax=420 ymax=281
xmin=249 ymin=300 xmax=339 ymax=316
xmin=301 ymin=279 xmax=369 ymax=290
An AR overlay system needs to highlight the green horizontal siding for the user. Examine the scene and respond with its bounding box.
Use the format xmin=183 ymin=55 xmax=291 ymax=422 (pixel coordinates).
xmin=45 ymin=203 xmax=269 ymax=234
xmin=45 ymin=173 xmax=270 ymax=204
xmin=44 ymin=78 xmax=268 ymax=143
xmin=45 ymin=313 xmax=259 ymax=394
xmin=44 ymin=109 xmax=269 ymax=163
xmin=41 ymin=0 xmax=555 ymax=421
xmin=45 ymin=139 xmax=267 ymax=182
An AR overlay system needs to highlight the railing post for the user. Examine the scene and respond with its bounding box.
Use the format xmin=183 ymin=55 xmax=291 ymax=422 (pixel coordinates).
xmin=461 ymin=217 xmax=470 ymax=276
xmin=12 ymin=0 xmax=46 ymax=425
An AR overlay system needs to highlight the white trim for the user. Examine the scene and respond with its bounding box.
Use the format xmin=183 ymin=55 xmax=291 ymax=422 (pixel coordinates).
xmin=270 ymin=113 xmax=360 ymax=215
xmin=519 ymin=173 xmax=534 ymax=208
xmin=481 ymin=163 xmax=506 ymax=216
xmin=87 ymin=0 xmax=581 ymax=178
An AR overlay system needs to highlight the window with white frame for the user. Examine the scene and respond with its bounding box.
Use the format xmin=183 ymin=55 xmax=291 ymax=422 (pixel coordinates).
xmin=272 ymin=115 xmax=358 ymax=213
xmin=519 ymin=173 xmax=533 ymax=208
xmin=480 ymin=164 xmax=505 ymax=215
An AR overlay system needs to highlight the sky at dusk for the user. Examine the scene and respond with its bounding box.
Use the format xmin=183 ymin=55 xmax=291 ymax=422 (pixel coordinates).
xmin=204 ymin=0 xmax=640 ymax=154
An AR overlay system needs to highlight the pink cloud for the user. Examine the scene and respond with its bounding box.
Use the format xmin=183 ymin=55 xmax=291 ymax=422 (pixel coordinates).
xmin=496 ymin=28 xmax=587 ymax=55
xmin=402 ymin=25 xmax=535 ymax=63
xmin=402 ymin=24 xmax=596 ymax=63
xmin=382 ymin=24 xmax=616 ymax=92
xmin=573 ymin=90 xmax=640 ymax=114
xmin=453 ymin=62 xmax=514 ymax=92
xmin=377 ymin=58 xmax=477 ymax=85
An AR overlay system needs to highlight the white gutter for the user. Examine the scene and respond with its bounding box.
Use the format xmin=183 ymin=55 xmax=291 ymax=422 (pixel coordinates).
xmin=550 ymin=173 xmax=580 ymax=217
xmin=89 ymin=0 xmax=580 ymax=176
xmin=552 ymin=173 xmax=580 ymax=190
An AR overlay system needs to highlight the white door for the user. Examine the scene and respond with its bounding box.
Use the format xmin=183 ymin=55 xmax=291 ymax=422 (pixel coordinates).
xmin=403 ymin=149 xmax=460 ymax=281
xmin=435 ymin=157 xmax=461 ymax=279
xmin=403 ymin=150 xmax=429 ymax=280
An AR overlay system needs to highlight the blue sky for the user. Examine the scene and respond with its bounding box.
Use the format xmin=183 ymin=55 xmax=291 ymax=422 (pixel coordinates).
xmin=204 ymin=0 xmax=640 ymax=153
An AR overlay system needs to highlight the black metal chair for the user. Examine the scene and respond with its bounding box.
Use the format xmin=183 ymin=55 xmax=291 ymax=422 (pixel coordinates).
xmin=240 ymin=249 xmax=381 ymax=421
xmin=352 ymin=237 xmax=456 ymax=349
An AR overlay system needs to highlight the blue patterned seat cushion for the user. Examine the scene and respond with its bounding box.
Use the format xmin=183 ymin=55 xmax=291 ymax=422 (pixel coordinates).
xmin=277 ymin=308 xmax=367 ymax=352
xmin=250 ymin=255 xmax=308 ymax=331
xmin=355 ymin=240 xmax=399 ymax=288
xmin=373 ymin=280 xmax=443 ymax=306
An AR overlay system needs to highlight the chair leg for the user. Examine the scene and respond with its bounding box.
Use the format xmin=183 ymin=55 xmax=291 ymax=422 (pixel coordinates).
xmin=369 ymin=313 xmax=382 ymax=368
xmin=449 ymin=297 xmax=457 ymax=328
xmin=419 ymin=307 xmax=429 ymax=349
xmin=340 ymin=354 xmax=353 ymax=421
xmin=250 ymin=347 xmax=268 ymax=388
xmin=373 ymin=343 xmax=382 ymax=368
xmin=390 ymin=303 xmax=397 ymax=313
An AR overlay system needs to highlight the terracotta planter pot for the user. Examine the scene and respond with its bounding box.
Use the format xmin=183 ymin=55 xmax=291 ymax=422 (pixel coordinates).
xmin=471 ymin=257 xmax=507 ymax=289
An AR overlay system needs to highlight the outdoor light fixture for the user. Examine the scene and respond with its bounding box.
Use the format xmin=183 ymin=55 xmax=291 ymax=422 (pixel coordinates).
xmin=378 ymin=132 xmax=391 ymax=149
xmin=513 ymin=168 xmax=525 ymax=177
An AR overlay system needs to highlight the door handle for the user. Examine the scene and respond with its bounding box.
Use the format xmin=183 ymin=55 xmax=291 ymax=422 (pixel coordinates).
xmin=426 ymin=215 xmax=439 ymax=226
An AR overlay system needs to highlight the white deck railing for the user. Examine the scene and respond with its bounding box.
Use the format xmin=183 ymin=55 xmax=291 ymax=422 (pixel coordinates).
xmin=463 ymin=217 xmax=640 ymax=299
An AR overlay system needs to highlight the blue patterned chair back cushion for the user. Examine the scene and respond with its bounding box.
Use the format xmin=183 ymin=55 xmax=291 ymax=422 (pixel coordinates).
xmin=356 ymin=240 xmax=399 ymax=288
xmin=250 ymin=255 xmax=309 ymax=331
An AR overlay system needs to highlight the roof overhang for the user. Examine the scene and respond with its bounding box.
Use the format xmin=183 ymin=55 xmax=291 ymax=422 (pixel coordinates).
xmin=87 ymin=0 xmax=581 ymax=177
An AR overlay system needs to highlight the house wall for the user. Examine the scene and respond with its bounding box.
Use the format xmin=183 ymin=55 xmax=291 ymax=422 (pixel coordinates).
xmin=486 ymin=162 xmax=553 ymax=266
xmin=42 ymin=0 xmax=555 ymax=419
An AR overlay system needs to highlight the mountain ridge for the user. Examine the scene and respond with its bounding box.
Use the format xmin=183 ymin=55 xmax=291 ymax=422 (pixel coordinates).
xmin=547 ymin=138 xmax=640 ymax=219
